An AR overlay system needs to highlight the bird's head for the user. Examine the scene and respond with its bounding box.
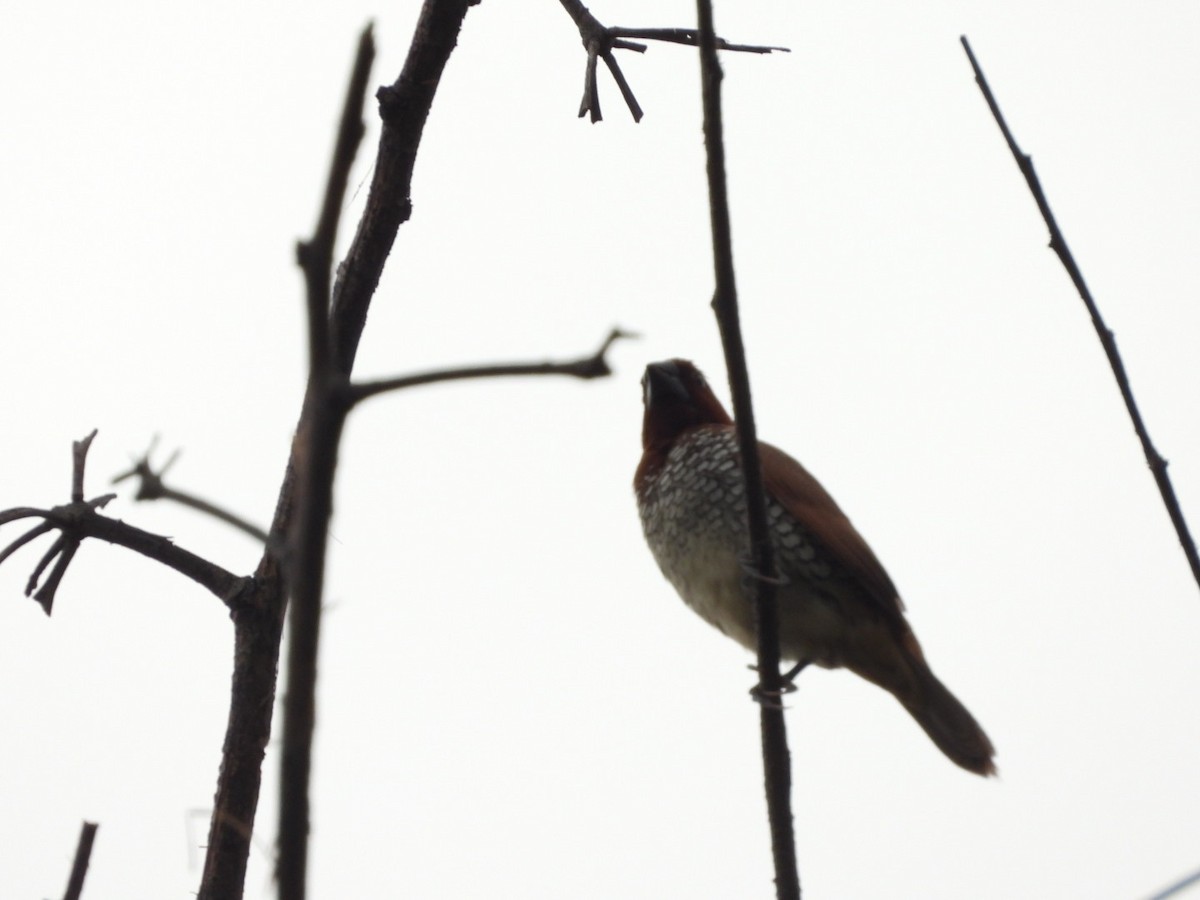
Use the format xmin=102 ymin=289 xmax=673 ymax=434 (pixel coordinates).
xmin=640 ymin=359 xmax=733 ymax=453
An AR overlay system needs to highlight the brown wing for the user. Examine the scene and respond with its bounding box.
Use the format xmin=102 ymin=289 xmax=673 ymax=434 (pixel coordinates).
xmin=758 ymin=440 xmax=907 ymax=624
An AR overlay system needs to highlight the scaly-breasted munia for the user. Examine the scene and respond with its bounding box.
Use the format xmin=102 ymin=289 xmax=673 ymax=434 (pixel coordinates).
xmin=635 ymin=359 xmax=995 ymax=776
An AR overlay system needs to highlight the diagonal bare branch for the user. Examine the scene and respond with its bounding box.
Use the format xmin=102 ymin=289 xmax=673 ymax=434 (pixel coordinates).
xmin=961 ymin=35 xmax=1200 ymax=596
xmin=61 ymin=820 xmax=99 ymax=900
xmin=113 ymin=444 xmax=269 ymax=543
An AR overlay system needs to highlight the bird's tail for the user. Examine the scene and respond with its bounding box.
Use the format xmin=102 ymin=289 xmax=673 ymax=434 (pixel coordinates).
xmin=846 ymin=637 xmax=996 ymax=776
xmin=898 ymin=658 xmax=996 ymax=777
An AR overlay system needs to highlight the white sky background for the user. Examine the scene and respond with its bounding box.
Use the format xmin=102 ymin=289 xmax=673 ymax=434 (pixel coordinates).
xmin=1 ymin=1 xmax=1198 ymax=898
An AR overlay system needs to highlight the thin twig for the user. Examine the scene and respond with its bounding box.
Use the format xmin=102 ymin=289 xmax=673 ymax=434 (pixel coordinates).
xmin=1147 ymin=864 xmax=1200 ymax=900
xmin=1 ymin=434 xmax=246 ymax=615
xmin=71 ymin=430 xmax=98 ymax=503
xmin=961 ymin=36 xmax=1200 ymax=596
xmin=277 ymin=24 xmax=377 ymax=900
xmin=613 ymin=27 xmax=788 ymax=54
xmin=114 ymin=447 xmax=269 ymax=543
xmin=61 ymin=820 xmax=98 ymax=900
xmin=0 ymin=497 xmax=246 ymax=612
xmin=297 ymin=25 xmax=375 ymax=377
xmin=327 ymin=2 xmax=475 ymax=376
xmin=557 ymin=0 xmax=785 ymax=122
xmin=347 ymin=327 xmax=634 ymax=405
xmin=695 ymin=2 xmax=799 ymax=898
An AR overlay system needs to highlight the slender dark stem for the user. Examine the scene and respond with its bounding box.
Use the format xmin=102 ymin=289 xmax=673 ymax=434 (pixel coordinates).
xmin=277 ymin=24 xmax=376 ymax=900
xmin=1 ymin=501 xmax=245 ymax=606
xmin=32 ymin=538 xmax=79 ymax=615
xmin=328 ymin=1 xmax=475 ymax=377
xmin=0 ymin=519 xmax=53 ymax=566
xmin=1148 ymin=865 xmax=1200 ymax=900
xmin=348 ymin=328 xmax=633 ymax=405
xmin=277 ymin=390 xmax=347 ymax=900
xmin=1 ymin=433 xmax=244 ymax=615
xmin=61 ymin=820 xmax=98 ymax=900
xmin=199 ymin=7 xmax=475 ymax=898
xmin=600 ymin=53 xmax=643 ymax=122
xmin=696 ymin=3 xmax=799 ymax=898
xmin=144 ymin=485 xmax=267 ymax=543
xmin=114 ymin=452 xmax=269 ymax=543
xmin=961 ymin=35 xmax=1200 ymax=596
xmin=612 ymin=27 xmax=787 ymax=53
xmin=297 ymin=26 xmax=375 ymax=378
xmin=70 ymin=431 xmax=97 ymax=503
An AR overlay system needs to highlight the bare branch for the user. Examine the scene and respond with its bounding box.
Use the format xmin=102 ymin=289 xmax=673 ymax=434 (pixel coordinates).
xmin=1148 ymin=864 xmax=1200 ymax=900
xmin=612 ymin=26 xmax=788 ymax=54
xmin=0 ymin=497 xmax=246 ymax=613
xmin=347 ymin=327 xmax=635 ymax=405
xmin=114 ymin=444 xmax=269 ymax=543
xmin=71 ymin=430 xmax=98 ymax=503
xmin=327 ymin=1 xmax=476 ymax=376
xmin=279 ymin=5 xmax=484 ymax=896
xmin=61 ymin=820 xmax=99 ymax=900
xmin=2 ymin=434 xmax=244 ymax=615
xmin=696 ymin=2 xmax=799 ymax=897
xmin=199 ymin=7 xmax=478 ymax=896
xmin=275 ymin=26 xmax=379 ymax=900
xmin=297 ymin=25 xmax=376 ymax=378
xmin=29 ymin=534 xmax=74 ymax=615
xmin=558 ymin=0 xmax=786 ymax=122
xmin=0 ymin=518 xmax=54 ymax=566
xmin=961 ymin=35 xmax=1200 ymax=596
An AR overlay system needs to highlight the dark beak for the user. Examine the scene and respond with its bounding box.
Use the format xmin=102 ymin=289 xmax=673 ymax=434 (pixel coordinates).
xmin=644 ymin=360 xmax=690 ymax=407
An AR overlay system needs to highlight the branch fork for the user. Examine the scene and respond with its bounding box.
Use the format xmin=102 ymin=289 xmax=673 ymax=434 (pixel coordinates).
xmin=0 ymin=430 xmax=243 ymax=616
xmin=558 ymin=0 xmax=787 ymax=122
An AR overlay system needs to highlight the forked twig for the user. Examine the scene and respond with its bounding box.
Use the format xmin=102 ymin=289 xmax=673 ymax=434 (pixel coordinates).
xmin=0 ymin=433 xmax=245 ymax=615
xmin=113 ymin=441 xmax=269 ymax=543
xmin=558 ymin=0 xmax=787 ymax=122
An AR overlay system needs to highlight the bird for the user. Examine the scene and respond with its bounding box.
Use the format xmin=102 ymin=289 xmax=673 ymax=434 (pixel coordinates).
xmin=634 ymin=359 xmax=996 ymax=776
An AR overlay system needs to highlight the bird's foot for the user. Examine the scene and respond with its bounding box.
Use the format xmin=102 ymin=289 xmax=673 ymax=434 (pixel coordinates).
xmin=738 ymin=556 xmax=789 ymax=587
xmin=747 ymin=659 xmax=809 ymax=705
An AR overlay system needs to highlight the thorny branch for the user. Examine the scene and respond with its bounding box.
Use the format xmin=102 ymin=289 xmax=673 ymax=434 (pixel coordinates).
xmin=961 ymin=36 xmax=1200 ymax=596
xmin=694 ymin=2 xmax=799 ymax=898
xmin=557 ymin=0 xmax=786 ymax=122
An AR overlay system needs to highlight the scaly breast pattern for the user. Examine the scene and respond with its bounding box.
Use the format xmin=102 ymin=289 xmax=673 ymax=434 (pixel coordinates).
xmin=638 ymin=428 xmax=849 ymax=662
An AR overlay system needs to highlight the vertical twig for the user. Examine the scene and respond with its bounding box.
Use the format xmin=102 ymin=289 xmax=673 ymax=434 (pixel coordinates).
xmin=276 ymin=26 xmax=376 ymax=900
xmin=961 ymin=36 xmax=1200 ymax=596
xmin=695 ymin=2 xmax=800 ymax=898
xmin=61 ymin=821 xmax=98 ymax=900
xmin=70 ymin=430 xmax=98 ymax=503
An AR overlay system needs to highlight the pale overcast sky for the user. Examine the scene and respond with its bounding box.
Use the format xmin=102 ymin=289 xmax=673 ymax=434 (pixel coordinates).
xmin=2 ymin=2 xmax=1198 ymax=898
